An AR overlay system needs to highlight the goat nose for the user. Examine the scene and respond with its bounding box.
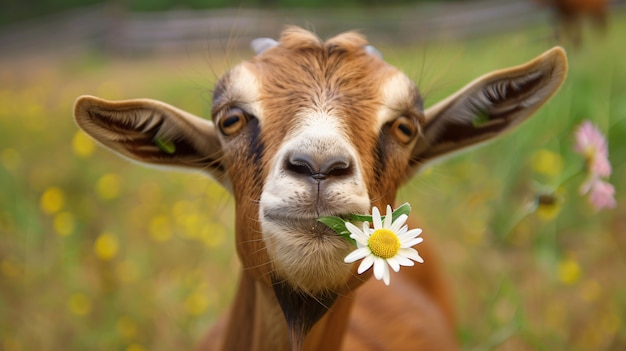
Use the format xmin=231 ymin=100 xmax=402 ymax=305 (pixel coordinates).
xmin=286 ymin=152 xmax=354 ymax=181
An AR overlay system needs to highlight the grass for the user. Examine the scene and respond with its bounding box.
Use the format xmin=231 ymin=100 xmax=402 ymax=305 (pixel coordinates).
xmin=1 ymin=10 xmax=626 ymax=351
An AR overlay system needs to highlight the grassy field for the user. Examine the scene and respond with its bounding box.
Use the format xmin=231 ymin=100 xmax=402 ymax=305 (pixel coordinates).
xmin=1 ymin=10 xmax=625 ymax=351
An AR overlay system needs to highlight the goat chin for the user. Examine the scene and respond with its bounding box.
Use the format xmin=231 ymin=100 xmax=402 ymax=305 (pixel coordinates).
xmin=262 ymin=218 xmax=355 ymax=294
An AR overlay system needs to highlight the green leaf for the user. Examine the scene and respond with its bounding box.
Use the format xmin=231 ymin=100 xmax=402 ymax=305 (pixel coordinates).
xmin=154 ymin=137 xmax=176 ymax=154
xmin=391 ymin=202 xmax=411 ymax=222
xmin=317 ymin=216 xmax=356 ymax=246
xmin=346 ymin=203 xmax=412 ymax=224
xmin=317 ymin=216 xmax=348 ymax=234
xmin=318 ymin=203 xmax=412 ymax=247
xmin=348 ymin=213 xmax=373 ymax=222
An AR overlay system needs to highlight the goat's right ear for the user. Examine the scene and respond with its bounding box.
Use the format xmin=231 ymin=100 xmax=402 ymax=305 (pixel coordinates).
xmin=73 ymin=95 xmax=227 ymax=187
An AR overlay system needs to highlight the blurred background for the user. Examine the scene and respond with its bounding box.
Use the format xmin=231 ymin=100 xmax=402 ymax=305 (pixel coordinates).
xmin=1 ymin=0 xmax=625 ymax=350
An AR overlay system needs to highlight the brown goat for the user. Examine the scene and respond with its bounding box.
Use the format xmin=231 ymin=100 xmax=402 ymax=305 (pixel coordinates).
xmin=73 ymin=27 xmax=567 ymax=350
xmin=535 ymin=0 xmax=609 ymax=45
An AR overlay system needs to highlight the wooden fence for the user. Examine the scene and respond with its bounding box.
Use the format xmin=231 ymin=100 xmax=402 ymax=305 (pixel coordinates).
xmin=0 ymin=0 xmax=623 ymax=58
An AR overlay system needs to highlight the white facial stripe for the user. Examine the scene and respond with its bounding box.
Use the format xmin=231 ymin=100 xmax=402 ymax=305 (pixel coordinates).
xmin=259 ymin=108 xmax=371 ymax=292
xmin=377 ymin=72 xmax=415 ymax=127
xmin=297 ymin=110 xmax=346 ymax=139
xmin=260 ymin=109 xmax=370 ymax=219
xmin=228 ymin=64 xmax=263 ymax=124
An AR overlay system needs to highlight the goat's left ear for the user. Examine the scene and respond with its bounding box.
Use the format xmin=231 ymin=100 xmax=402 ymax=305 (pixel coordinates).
xmin=412 ymin=47 xmax=567 ymax=163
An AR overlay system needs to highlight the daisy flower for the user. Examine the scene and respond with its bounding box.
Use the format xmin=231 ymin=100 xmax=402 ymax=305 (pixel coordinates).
xmin=343 ymin=205 xmax=424 ymax=286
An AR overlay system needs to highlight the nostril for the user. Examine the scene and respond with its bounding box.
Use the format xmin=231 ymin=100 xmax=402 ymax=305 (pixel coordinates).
xmin=286 ymin=154 xmax=316 ymax=176
xmin=322 ymin=156 xmax=353 ymax=178
xmin=285 ymin=153 xmax=354 ymax=180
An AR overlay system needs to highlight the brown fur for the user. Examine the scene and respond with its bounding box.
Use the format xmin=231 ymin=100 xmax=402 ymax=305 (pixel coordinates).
xmin=244 ymin=27 xmax=418 ymax=207
xmin=73 ymin=27 xmax=567 ymax=351
xmin=197 ymin=234 xmax=455 ymax=351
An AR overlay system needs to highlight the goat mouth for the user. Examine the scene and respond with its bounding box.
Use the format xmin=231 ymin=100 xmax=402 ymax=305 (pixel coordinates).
xmin=263 ymin=214 xmax=342 ymax=238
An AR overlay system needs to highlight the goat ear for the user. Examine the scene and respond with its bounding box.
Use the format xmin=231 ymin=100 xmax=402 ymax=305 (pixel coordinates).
xmin=412 ymin=47 xmax=567 ymax=163
xmin=73 ymin=95 xmax=227 ymax=187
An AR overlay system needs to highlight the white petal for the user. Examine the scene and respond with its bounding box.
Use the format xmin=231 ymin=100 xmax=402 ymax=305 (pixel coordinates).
xmin=386 ymin=256 xmax=400 ymax=272
xmin=382 ymin=264 xmax=391 ymax=286
xmin=373 ymin=257 xmax=385 ymax=280
xmin=344 ymin=248 xmax=371 ymax=263
xmin=346 ymin=222 xmax=369 ymax=246
xmin=362 ymin=221 xmax=372 ymax=235
xmin=398 ymin=228 xmax=422 ymax=241
xmin=383 ymin=205 xmax=393 ymax=228
xmin=372 ymin=206 xmax=382 ymax=229
xmin=345 ymin=221 xmax=362 ymax=235
xmin=346 ymin=221 xmax=366 ymax=238
xmin=396 ymin=224 xmax=408 ymax=236
xmin=398 ymin=247 xmax=424 ymax=263
xmin=394 ymin=254 xmax=415 ymax=267
xmin=401 ymin=237 xmax=424 ymax=248
xmin=357 ymin=255 xmax=375 ymax=274
xmin=390 ymin=214 xmax=408 ymax=232
xmin=350 ymin=234 xmax=369 ymax=247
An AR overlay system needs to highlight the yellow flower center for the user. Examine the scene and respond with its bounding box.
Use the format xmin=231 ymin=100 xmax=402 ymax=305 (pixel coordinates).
xmin=368 ymin=229 xmax=401 ymax=259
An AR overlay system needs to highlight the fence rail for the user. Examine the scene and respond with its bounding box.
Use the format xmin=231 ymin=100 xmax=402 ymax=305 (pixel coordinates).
xmin=0 ymin=0 xmax=623 ymax=58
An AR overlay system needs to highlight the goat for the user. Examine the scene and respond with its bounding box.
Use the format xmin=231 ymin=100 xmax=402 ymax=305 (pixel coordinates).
xmin=73 ymin=27 xmax=567 ymax=351
xmin=534 ymin=0 xmax=609 ymax=46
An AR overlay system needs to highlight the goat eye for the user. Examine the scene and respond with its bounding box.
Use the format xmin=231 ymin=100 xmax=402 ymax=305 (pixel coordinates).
xmin=219 ymin=108 xmax=248 ymax=136
xmin=391 ymin=116 xmax=417 ymax=144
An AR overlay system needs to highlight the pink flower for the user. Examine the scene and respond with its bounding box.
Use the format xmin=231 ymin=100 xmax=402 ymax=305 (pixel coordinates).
xmin=586 ymin=178 xmax=616 ymax=211
xmin=574 ymin=120 xmax=611 ymax=177
xmin=574 ymin=120 xmax=616 ymax=211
